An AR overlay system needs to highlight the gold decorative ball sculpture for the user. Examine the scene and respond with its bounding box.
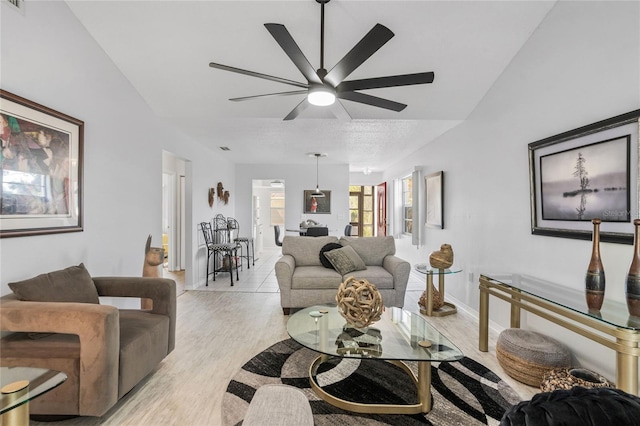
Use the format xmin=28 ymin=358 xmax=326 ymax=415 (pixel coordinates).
xmin=429 ymin=244 xmax=454 ymax=269
xmin=336 ymin=277 xmax=384 ymax=329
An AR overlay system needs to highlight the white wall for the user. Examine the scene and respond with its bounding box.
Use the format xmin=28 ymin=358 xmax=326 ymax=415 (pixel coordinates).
xmin=387 ymin=1 xmax=640 ymax=384
xmin=0 ymin=1 xmax=234 ymax=293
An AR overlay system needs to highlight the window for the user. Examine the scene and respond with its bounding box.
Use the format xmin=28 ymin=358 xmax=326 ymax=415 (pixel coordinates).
xmin=270 ymin=192 xmax=284 ymax=226
xmin=402 ymin=176 xmax=412 ymax=234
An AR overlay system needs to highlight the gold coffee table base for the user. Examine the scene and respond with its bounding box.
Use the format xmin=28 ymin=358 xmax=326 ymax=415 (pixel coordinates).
xmin=308 ymin=356 xmax=432 ymax=414
xmin=1 ymin=380 xmax=29 ymax=426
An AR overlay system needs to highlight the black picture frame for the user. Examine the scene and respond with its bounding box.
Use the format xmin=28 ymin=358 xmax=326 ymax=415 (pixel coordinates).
xmin=529 ymin=110 xmax=639 ymax=244
xmin=1 ymin=90 xmax=84 ymax=238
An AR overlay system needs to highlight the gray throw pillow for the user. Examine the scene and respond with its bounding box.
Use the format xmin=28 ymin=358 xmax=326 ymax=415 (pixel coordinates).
xmin=8 ymin=263 xmax=100 ymax=304
xmin=323 ymin=245 xmax=367 ymax=276
xmin=319 ymin=242 xmax=343 ymax=269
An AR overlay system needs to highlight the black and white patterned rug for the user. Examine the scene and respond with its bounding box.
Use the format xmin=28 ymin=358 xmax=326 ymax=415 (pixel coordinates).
xmin=223 ymin=339 xmax=521 ymax=425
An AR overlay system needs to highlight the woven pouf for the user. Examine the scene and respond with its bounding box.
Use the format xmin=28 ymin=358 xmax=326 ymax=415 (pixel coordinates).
xmin=496 ymin=328 xmax=571 ymax=387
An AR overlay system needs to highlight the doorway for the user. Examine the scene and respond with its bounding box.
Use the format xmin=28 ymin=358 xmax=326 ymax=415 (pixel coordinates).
xmin=376 ymin=182 xmax=387 ymax=236
xmin=252 ymin=179 xmax=285 ymax=252
xmin=349 ymin=186 xmax=375 ymax=237
xmin=162 ymin=151 xmax=188 ymax=294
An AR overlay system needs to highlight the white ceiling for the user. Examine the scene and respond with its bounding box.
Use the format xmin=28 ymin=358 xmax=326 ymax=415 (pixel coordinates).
xmin=66 ymin=0 xmax=555 ymax=172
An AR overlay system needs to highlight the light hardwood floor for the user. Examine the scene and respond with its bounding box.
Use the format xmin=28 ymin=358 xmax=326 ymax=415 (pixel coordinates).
xmin=33 ymin=248 xmax=538 ymax=426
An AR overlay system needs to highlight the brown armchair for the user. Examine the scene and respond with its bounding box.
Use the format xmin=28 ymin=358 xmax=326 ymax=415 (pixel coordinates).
xmin=0 ymin=276 xmax=176 ymax=417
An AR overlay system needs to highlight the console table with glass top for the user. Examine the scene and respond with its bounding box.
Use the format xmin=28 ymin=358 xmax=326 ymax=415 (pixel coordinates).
xmin=287 ymin=305 xmax=463 ymax=414
xmin=479 ymin=274 xmax=640 ymax=395
xmin=1 ymin=367 xmax=67 ymax=426
xmin=415 ymin=264 xmax=462 ymax=316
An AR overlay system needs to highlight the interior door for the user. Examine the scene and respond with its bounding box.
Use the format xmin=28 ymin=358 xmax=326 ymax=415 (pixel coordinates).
xmin=376 ymin=182 xmax=387 ymax=236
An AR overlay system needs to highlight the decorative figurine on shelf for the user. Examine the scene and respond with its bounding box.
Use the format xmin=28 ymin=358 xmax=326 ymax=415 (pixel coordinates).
xmin=336 ymin=277 xmax=384 ymax=329
xmin=429 ymin=244 xmax=454 ymax=269
xmin=142 ymin=234 xmax=164 ymax=309
xmin=586 ymin=218 xmax=605 ymax=311
xmin=626 ymin=219 xmax=640 ymax=317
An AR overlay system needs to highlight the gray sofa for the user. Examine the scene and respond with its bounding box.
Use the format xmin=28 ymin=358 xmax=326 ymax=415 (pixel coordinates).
xmin=275 ymin=236 xmax=410 ymax=314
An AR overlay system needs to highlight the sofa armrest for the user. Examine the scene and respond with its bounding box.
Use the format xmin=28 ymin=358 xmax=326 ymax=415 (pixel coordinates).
xmin=383 ymin=255 xmax=411 ymax=293
xmin=0 ymin=294 xmax=119 ymax=416
xmin=275 ymin=255 xmax=296 ymax=308
xmin=93 ymin=276 xmax=176 ymax=353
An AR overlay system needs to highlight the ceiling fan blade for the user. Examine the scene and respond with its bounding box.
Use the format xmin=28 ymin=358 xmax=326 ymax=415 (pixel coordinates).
xmin=330 ymin=100 xmax=352 ymax=121
xmin=209 ymin=62 xmax=308 ymax=89
xmin=324 ymin=24 xmax=394 ymax=87
xmin=337 ymin=72 xmax=435 ymax=92
xmin=264 ymin=24 xmax=323 ymax=85
xmin=338 ymin=91 xmax=406 ymax=112
xmin=230 ymin=90 xmax=308 ymax=102
xmin=283 ymin=98 xmax=310 ymax=121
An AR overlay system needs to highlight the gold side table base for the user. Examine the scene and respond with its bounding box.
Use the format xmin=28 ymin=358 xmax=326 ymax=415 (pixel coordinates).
xmin=308 ymin=356 xmax=432 ymax=414
xmin=1 ymin=380 xmax=30 ymax=426
xmin=420 ymin=302 xmax=457 ymax=317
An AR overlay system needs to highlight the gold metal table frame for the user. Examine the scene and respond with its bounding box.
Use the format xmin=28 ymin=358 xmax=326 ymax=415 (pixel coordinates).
xmin=287 ymin=305 xmax=463 ymax=415
xmin=308 ymin=356 xmax=432 ymax=414
xmin=479 ymin=274 xmax=640 ymax=395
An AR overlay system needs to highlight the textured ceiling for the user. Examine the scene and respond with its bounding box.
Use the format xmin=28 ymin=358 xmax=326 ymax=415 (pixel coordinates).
xmin=66 ymin=0 xmax=555 ymax=172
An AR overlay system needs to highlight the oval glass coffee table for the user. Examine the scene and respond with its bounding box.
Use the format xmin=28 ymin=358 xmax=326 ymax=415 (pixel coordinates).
xmin=287 ymin=305 xmax=463 ymax=414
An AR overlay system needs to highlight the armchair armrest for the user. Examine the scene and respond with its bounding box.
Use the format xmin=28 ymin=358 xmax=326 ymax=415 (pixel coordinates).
xmin=93 ymin=277 xmax=176 ymax=352
xmin=0 ymin=294 xmax=119 ymax=416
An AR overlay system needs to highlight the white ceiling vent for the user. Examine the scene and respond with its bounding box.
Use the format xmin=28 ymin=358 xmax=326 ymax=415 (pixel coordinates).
xmin=2 ymin=0 xmax=24 ymax=14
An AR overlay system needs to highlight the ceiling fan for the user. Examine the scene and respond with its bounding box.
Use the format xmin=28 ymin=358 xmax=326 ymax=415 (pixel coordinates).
xmin=209 ymin=0 xmax=434 ymax=121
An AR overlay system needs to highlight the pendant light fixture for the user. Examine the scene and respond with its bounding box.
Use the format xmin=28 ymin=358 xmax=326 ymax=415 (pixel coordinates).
xmin=311 ymin=153 xmax=326 ymax=198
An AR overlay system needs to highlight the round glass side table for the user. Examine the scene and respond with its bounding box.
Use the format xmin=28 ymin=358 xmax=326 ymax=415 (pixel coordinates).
xmin=414 ymin=264 xmax=462 ymax=317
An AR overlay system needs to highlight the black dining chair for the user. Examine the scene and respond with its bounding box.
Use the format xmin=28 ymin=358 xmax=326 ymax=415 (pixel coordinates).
xmin=305 ymin=227 xmax=329 ymax=237
xmin=274 ymin=225 xmax=283 ymax=247
xmin=344 ymin=224 xmax=353 ymax=236
xmin=227 ymin=217 xmax=254 ymax=269
xmin=199 ymin=222 xmax=238 ymax=286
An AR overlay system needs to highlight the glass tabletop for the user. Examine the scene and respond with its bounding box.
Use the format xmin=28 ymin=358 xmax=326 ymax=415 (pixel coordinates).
xmin=482 ymin=274 xmax=640 ymax=331
xmin=414 ymin=263 xmax=462 ymax=275
xmin=1 ymin=367 xmax=67 ymax=414
xmin=287 ymin=305 xmax=464 ymax=362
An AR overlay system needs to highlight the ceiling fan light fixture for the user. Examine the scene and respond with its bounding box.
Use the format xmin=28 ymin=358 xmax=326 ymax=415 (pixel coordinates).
xmin=307 ymin=85 xmax=336 ymax=106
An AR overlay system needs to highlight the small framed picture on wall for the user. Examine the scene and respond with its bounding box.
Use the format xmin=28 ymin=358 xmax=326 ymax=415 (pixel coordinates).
xmin=425 ymin=171 xmax=444 ymax=229
xmin=303 ymin=190 xmax=331 ymax=214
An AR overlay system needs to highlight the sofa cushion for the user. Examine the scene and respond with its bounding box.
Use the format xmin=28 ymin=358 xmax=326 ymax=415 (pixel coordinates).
xmin=319 ymin=242 xmax=343 ymax=269
xmin=339 ymin=236 xmax=395 ymax=266
xmin=118 ymin=310 xmax=170 ymax=398
xmin=323 ymin=246 xmax=367 ymax=275
xmin=346 ymin=266 xmax=395 ymax=289
xmin=283 ymin=236 xmax=339 ymax=266
xmin=292 ymin=266 xmax=342 ymax=289
xmin=8 ymin=263 xmax=99 ymax=304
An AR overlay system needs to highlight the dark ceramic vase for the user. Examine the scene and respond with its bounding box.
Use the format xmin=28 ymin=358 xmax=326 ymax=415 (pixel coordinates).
xmin=586 ymin=219 xmax=605 ymax=311
xmin=626 ymin=219 xmax=640 ymax=317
